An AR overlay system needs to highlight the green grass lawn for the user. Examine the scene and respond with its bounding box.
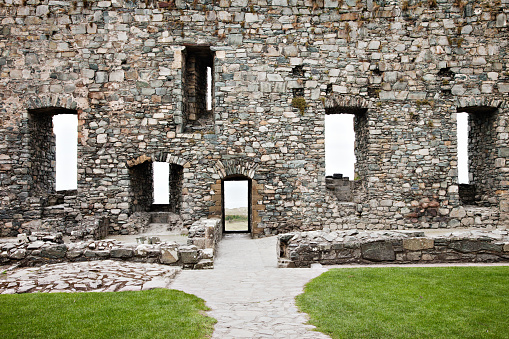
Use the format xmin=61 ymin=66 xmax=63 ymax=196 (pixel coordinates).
xmin=296 ymin=266 xmax=509 ymax=339
xmin=0 ymin=289 xmax=216 ymax=339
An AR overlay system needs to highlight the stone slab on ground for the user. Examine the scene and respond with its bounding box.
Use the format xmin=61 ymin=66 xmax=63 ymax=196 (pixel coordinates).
xmin=0 ymin=260 xmax=180 ymax=294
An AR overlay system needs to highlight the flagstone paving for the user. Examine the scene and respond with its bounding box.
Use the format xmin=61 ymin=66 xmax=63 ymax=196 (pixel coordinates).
xmin=170 ymin=234 xmax=331 ymax=338
xmin=0 ymin=260 xmax=179 ymax=294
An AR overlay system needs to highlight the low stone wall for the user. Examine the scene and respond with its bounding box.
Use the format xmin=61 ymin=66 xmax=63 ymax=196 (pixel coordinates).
xmin=278 ymin=229 xmax=509 ymax=268
xmin=0 ymin=218 xmax=222 ymax=270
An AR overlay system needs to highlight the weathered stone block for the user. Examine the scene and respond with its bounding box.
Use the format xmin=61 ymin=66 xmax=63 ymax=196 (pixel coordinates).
xmin=41 ymin=244 xmax=67 ymax=259
xmin=160 ymin=247 xmax=179 ymax=264
xmin=110 ymin=248 xmax=134 ymax=258
xmin=179 ymin=246 xmax=199 ymax=264
xmin=361 ymin=241 xmax=395 ymax=261
xmin=9 ymin=248 xmax=26 ymax=259
xmin=403 ymin=238 xmax=434 ymax=251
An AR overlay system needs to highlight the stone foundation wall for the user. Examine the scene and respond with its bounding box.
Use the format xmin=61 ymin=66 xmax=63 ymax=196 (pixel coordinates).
xmin=0 ymin=218 xmax=221 ymax=269
xmin=278 ymin=229 xmax=509 ymax=267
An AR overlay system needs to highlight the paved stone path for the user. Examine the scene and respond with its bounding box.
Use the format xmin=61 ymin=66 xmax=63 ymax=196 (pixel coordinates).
xmin=170 ymin=234 xmax=331 ymax=338
xmin=0 ymin=260 xmax=179 ymax=294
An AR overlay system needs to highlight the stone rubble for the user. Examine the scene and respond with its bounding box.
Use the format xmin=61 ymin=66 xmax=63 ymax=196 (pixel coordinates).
xmin=0 ymin=218 xmax=221 ymax=269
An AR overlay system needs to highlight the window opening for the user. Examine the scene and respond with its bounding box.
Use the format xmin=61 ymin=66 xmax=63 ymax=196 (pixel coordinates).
xmin=53 ymin=114 xmax=78 ymax=191
xmin=28 ymin=108 xmax=77 ymax=207
xmin=207 ymin=66 xmax=212 ymax=111
xmin=457 ymin=106 xmax=498 ymax=205
xmin=325 ymin=114 xmax=356 ymax=202
xmin=145 ymin=162 xmax=183 ymax=213
xmin=184 ymin=46 xmax=214 ymax=130
xmin=456 ymin=112 xmax=469 ymax=184
xmin=223 ymin=180 xmax=249 ymax=232
xmin=153 ymin=162 xmax=170 ymax=205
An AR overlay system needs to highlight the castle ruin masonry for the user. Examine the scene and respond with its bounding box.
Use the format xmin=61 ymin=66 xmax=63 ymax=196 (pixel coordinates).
xmin=0 ymin=0 xmax=508 ymax=238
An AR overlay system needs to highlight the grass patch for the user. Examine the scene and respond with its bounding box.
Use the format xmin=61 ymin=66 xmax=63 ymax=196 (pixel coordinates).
xmin=0 ymin=289 xmax=216 ymax=339
xmin=225 ymin=214 xmax=248 ymax=222
xmin=296 ymin=267 xmax=509 ymax=339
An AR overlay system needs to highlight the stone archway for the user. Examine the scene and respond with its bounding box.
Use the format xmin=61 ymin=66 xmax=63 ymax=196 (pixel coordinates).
xmin=210 ymin=159 xmax=265 ymax=237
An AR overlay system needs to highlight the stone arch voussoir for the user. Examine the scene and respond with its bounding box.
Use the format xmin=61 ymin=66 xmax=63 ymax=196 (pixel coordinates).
xmin=455 ymin=96 xmax=508 ymax=111
xmin=214 ymin=159 xmax=259 ymax=179
xmin=324 ymin=94 xmax=371 ymax=115
xmin=24 ymin=94 xmax=81 ymax=112
xmin=127 ymin=153 xmax=189 ymax=168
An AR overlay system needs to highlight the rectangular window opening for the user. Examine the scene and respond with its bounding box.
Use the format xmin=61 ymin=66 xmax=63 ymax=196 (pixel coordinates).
xmin=457 ymin=107 xmax=498 ymax=205
xmin=325 ymin=114 xmax=356 ymax=202
xmin=184 ymin=46 xmax=214 ymax=130
xmin=53 ymin=114 xmax=78 ymax=192
xmin=457 ymin=112 xmax=469 ymax=184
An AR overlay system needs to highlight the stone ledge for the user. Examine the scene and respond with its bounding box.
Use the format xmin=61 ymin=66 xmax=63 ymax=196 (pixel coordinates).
xmin=278 ymin=229 xmax=509 ymax=268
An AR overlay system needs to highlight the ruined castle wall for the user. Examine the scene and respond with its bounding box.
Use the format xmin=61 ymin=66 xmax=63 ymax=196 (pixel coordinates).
xmin=0 ymin=0 xmax=508 ymax=237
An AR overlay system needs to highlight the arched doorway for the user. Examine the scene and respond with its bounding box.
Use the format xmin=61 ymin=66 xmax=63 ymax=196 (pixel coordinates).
xmin=222 ymin=175 xmax=251 ymax=233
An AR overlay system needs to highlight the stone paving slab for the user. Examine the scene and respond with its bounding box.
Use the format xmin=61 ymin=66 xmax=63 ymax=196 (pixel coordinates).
xmin=170 ymin=234 xmax=331 ymax=339
xmin=0 ymin=260 xmax=180 ymax=294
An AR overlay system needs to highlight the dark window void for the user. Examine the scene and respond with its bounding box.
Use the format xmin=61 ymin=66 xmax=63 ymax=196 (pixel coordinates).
xmin=129 ymin=161 xmax=153 ymax=213
xmin=130 ymin=162 xmax=183 ymax=213
xmin=324 ymin=107 xmax=368 ymax=202
xmin=457 ymin=106 xmax=498 ymax=205
xmin=184 ymin=45 xmax=214 ymax=131
xmin=292 ymin=65 xmax=304 ymax=76
xmin=222 ymin=177 xmax=251 ymax=233
xmin=292 ymin=88 xmax=304 ymax=97
xmin=28 ymin=108 xmax=77 ymax=205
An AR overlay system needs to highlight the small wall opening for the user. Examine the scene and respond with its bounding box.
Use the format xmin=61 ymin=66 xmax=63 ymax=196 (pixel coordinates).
xmin=324 ymin=106 xmax=368 ymax=202
xmin=28 ymin=107 xmax=77 ymax=206
xmin=183 ymin=45 xmax=214 ymax=131
xmin=457 ymin=106 xmax=498 ymax=205
xmin=129 ymin=161 xmax=153 ymax=213
xmin=222 ymin=176 xmax=251 ymax=233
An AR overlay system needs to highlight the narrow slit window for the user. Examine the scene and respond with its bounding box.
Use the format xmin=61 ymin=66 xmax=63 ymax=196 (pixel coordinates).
xmin=207 ymin=66 xmax=212 ymax=111
xmin=457 ymin=112 xmax=469 ymax=184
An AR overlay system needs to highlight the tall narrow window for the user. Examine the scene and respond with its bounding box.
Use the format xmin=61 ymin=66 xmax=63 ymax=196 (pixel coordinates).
xmin=325 ymin=114 xmax=355 ymax=179
xmin=53 ymin=114 xmax=78 ymax=191
xmin=456 ymin=112 xmax=469 ymax=184
xmin=324 ymin=105 xmax=368 ymax=202
xmin=29 ymin=108 xmax=77 ymax=202
xmin=207 ymin=66 xmax=212 ymax=111
xmin=184 ymin=46 xmax=214 ymax=129
xmin=457 ymin=106 xmax=498 ymax=205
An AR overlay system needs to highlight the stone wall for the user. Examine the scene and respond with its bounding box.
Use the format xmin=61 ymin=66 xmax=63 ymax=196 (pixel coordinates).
xmin=279 ymin=229 xmax=509 ymax=267
xmin=0 ymin=0 xmax=508 ymax=237
xmin=0 ymin=218 xmax=221 ymax=269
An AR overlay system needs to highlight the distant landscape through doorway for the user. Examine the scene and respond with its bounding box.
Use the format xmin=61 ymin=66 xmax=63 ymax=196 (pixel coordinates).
xmin=223 ymin=180 xmax=249 ymax=232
